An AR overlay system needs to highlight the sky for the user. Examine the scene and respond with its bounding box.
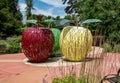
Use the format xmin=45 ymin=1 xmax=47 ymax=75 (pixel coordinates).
xmin=18 ymin=0 xmax=67 ymax=19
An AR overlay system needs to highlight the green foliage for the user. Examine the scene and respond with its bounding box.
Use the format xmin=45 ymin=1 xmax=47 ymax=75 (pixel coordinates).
xmin=15 ymin=36 xmax=22 ymax=43
xmin=6 ymin=41 xmax=21 ymax=53
xmin=64 ymin=15 xmax=75 ymax=21
xmin=25 ymin=0 xmax=35 ymax=19
xmin=108 ymin=31 xmax=120 ymax=43
xmin=0 ymin=0 xmax=22 ymax=37
xmin=62 ymin=0 xmax=120 ymax=41
xmin=52 ymin=73 xmax=90 ymax=83
xmin=25 ymin=14 xmax=58 ymax=28
xmin=55 ymin=16 xmax=61 ymax=20
xmin=102 ymin=42 xmax=112 ymax=52
xmin=102 ymin=42 xmax=120 ymax=53
xmin=0 ymin=40 xmax=7 ymax=53
xmin=6 ymin=36 xmax=22 ymax=53
xmin=16 ymin=27 xmax=26 ymax=35
xmin=113 ymin=44 xmax=120 ymax=53
xmin=0 ymin=36 xmax=22 ymax=54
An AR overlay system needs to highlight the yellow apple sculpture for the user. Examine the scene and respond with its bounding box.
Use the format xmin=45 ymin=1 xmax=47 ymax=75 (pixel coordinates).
xmin=60 ymin=26 xmax=93 ymax=61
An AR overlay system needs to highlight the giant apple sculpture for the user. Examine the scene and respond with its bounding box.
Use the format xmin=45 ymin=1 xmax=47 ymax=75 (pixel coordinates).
xmin=51 ymin=28 xmax=61 ymax=56
xmin=60 ymin=26 xmax=93 ymax=61
xmin=22 ymin=27 xmax=54 ymax=62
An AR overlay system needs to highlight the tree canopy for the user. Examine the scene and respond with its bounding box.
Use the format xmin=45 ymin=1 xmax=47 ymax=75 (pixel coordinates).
xmin=0 ymin=0 xmax=23 ymax=37
xmin=62 ymin=0 xmax=120 ymax=42
xmin=25 ymin=0 xmax=35 ymax=19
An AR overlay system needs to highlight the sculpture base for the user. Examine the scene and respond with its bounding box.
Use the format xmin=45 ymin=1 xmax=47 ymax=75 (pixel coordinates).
xmin=23 ymin=46 xmax=104 ymax=67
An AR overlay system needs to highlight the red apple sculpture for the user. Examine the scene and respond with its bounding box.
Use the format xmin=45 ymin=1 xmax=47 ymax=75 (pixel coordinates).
xmin=22 ymin=27 xmax=54 ymax=62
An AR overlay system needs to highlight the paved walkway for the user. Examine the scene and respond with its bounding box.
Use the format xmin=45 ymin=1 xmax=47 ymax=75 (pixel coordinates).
xmin=0 ymin=52 xmax=120 ymax=83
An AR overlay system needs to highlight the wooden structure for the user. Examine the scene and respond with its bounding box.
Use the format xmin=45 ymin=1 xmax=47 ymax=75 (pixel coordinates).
xmin=93 ymin=35 xmax=105 ymax=46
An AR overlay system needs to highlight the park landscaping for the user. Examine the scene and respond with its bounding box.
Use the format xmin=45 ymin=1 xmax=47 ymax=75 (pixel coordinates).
xmin=0 ymin=0 xmax=120 ymax=83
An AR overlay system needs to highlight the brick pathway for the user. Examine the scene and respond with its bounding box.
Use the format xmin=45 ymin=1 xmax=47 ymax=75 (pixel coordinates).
xmin=0 ymin=53 xmax=120 ymax=83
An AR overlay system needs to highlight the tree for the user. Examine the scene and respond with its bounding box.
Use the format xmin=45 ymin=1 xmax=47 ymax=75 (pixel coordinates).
xmin=25 ymin=0 xmax=35 ymax=19
xmin=64 ymin=15 xmax=73 ymax=20
xmin=0 ymin=0 xmax=22 ymax=37
xmin=55 ymin=16 xmax=61 ymax=20
xmin=62 ymin=0 xmax=120 ymax=42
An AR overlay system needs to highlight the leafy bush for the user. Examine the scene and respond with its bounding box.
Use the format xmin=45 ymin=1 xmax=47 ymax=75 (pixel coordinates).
xmin=102 ymin=42 xmax=120 ymax=53
xmin=52 ymin=73 xmax=90 ymax=83
xmin=0 ymin=40 xmax=7 ymax=53
xmin=102 ymin=42 xmax=112 ymax=52
xmin=113 ymin=44 xmax=120 ymax=53
xmin=6 ymin=41 xmax=21 ymax=53
xmin=15 ymin=35 xmax=22 ymax=43
xmin=108 ymin=31 xmax=120 ymax=44
xmin=6 ymin=36 xmax=22 ymax=53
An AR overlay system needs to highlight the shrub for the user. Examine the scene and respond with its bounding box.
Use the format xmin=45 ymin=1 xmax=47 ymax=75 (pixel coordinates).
xmin=52 ymin=73 xmax=90 ymax=83
xmin=102 ymin=42 xmax=112 ymax=52
xmin=6 ymin=36 xmax=22 ymax=53
xmin=15 ymin=35 xmax=22 ymax=43
xmin=108 ymin=31 xmax=120 ymax=43
xmin=6 ymin=41 xmax=21 ymax=53
xmin=0 ymin=40 xmax=7 ymax=53
xmin=113 ymin=44 xmax=120 ymax=53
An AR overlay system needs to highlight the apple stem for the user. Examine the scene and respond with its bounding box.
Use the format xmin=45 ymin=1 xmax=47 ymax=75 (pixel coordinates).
xmin=74 ymin=15 xmax=78 ymax=28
